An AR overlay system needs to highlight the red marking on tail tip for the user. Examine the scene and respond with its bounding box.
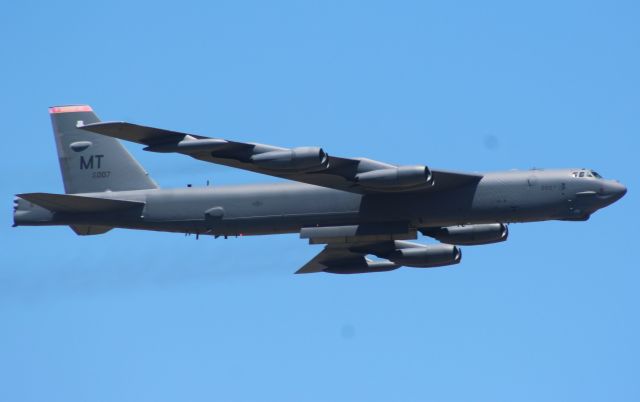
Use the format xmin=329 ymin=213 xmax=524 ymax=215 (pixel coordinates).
xmin=49 ymin=105 xmax=93 ymax=114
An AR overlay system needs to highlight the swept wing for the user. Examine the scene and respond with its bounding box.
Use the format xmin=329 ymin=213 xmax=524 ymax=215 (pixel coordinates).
xmin=80 ymin=122 xmax=482 ymax=195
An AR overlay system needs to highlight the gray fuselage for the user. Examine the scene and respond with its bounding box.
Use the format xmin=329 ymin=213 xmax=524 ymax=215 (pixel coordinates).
xmin=14 ymin=168 xmax=627 ymax=236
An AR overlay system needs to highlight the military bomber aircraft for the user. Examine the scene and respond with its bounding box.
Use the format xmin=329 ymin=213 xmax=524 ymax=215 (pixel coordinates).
xmin=13 ymin=105 xmax=627 ymax=274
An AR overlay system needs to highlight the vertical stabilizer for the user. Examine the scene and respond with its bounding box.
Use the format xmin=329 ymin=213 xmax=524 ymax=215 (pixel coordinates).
xmin=50 ymin=105 xmax=158 ymax=194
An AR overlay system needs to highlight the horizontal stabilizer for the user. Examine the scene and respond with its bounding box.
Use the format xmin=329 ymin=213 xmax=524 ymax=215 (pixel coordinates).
xmin=17 ymin=192 xmax=144 ymax=213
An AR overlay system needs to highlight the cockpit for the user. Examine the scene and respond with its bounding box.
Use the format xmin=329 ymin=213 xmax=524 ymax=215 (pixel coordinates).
xmin=571 ymin=169 xmax=602 ymax=179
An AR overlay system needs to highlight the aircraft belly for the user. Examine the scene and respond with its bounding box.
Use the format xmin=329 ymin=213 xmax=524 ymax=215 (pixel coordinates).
xmin=139 ymin=185 xmax=364 ymax=235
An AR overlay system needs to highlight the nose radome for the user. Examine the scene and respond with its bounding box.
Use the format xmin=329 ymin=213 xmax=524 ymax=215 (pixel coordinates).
xmin=605 ymin=181 xmax=627 ymax=201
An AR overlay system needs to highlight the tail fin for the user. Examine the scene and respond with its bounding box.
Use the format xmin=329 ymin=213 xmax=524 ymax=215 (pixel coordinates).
xmin=50 ymin=105 xmax=158 ymax=194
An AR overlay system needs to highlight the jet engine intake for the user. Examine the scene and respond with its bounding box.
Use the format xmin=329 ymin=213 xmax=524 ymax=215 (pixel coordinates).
xmin=387 ymin=244 xmax=461 ymax=268
xmin=421 ymin=223 xmax=508 ymax=245
xmin=250 ymin=147 xmax=329 ymax=171
xmin=355 ymin=165 xmax=433 ymax=190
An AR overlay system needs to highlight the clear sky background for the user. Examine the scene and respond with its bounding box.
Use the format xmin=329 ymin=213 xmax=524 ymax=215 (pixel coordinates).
xmin=1 ymin=1 xmax=638 ymax=401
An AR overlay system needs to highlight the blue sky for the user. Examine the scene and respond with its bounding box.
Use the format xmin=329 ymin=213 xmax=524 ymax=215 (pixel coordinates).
xmin=1 ymin=1 xmax=638 ymax=401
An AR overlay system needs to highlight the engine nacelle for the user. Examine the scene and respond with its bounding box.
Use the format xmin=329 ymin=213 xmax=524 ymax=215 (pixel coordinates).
xmin=250 ymin=147 xmax=329 ymax=171
xmin=387 ymin=244 xmax=461 ymax=268
xmin=421 ymin=223 xmax=508 ymax=246
xmin=355 ymin=165 xmax=433 ymax=190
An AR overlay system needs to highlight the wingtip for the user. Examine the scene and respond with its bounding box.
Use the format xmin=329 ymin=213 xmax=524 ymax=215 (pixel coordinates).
xmin=294 ymin=265 xmax=327 ymax=274
xmin=15 ymin=192 xmax=39 ymax=199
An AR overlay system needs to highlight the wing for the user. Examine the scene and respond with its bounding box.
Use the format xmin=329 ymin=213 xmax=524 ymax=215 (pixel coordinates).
xmin=80 ymin=121 xmax=482 ymax=195
xmin=295 ymin=245 xmax=399 ymax=274
xmin=295 ymin=222 xmax=414 ymax=274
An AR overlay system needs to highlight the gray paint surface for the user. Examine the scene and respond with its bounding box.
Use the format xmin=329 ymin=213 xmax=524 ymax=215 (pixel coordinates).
xmin=13 ymin=106 xmax=627 ymax=274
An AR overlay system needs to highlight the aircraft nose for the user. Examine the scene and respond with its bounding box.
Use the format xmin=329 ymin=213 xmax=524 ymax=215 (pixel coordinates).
xmin=602 ymin=181 xmax=627 ymax=202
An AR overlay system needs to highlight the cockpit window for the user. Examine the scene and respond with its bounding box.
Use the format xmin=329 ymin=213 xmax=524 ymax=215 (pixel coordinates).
xmin=572 ymin=170 xmax=602 ymax=179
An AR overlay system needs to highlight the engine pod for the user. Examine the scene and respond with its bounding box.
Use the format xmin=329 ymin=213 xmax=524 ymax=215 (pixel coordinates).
xmin=250 ymin=147 xmax=329 ymax=171
xmin=421 ymin=223 xmax=508 ymax=245
xmin=387 ymin=244 xmax=461 ymax=268
xmin=355 ymin=165 xmax=433 ymax=190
